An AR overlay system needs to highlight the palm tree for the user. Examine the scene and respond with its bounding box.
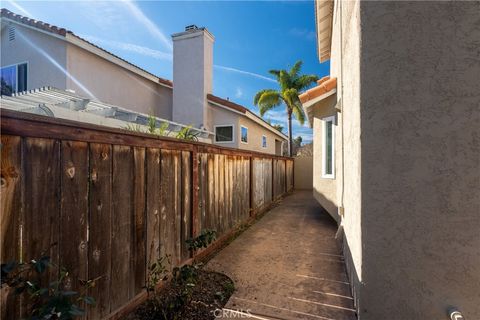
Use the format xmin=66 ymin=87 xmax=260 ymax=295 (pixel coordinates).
xmin=254 ymin=61 xmax=318 ymax=156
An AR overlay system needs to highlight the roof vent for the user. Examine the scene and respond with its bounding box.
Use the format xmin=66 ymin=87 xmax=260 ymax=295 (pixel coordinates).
xmin=8 ymin=25 xmax=15 ymax=41
xmin=185 ymin=25 xmax=198 ymax=31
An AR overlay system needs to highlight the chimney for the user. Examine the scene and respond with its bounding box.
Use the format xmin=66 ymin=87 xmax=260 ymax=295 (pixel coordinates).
xmin=172 ymin=26 xmax=214 ymax=130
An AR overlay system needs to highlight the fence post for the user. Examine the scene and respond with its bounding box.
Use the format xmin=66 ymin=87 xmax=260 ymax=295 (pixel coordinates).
xmin=191 ymin=146 xmax=199 ymax=241
xmin=271 ymin=158 xmax=275 ymax=201
xmin=249 ymin=156 xmax=254 ymax=217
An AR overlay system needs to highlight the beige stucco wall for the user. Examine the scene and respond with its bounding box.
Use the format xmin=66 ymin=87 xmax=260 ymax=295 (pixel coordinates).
xmin=294 ymin=156 xmax=313 ymax=190
xmin=172 ymin=30 xmax=213 ymax=128
xmin=0 ymin=22 xmax=67 ymax=90
xmin=358 ymin=1 xmax=480 ymax=319
xmin=237 ymin=114 xmax=286 ymax=155
xmin=208 ymin=102 xmax=286 ymax=155
xmin=311 ymin=95 xmax=340 ymax=220
xmin=208 ymin=103 xmax=240 ymax=149
xmin=334 ymin=0 xmax=363 ymax=310
xmin=311 ymin=0 xmax=363 ymax=310
xmin=66 ymin=43 xmax=172 ymax=119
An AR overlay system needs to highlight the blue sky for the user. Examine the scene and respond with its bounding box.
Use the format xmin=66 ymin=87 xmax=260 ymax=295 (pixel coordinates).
xmin=5 ymin=0 xmax=330 ymax=143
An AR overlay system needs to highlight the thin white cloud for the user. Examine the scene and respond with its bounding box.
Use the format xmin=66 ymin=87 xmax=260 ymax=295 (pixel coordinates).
xmin=81 ymin=35 xmax=173 ymax=61
xmin=214 ymin=65 xmax=276 ymax=83
xmin=289 ymin=28 xmax=316 ymax=41
xmin=235 ymin=87 xmax=243 ymax=98
xmin=78 ymin=35 xmax=276 ymax=84
xmin=6 ymin=0 xmax=34 ymax=17
xmin=121 ymin=0 xmax=172 ymax=51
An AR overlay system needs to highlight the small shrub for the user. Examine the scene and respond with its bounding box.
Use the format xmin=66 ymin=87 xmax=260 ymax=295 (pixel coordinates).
xmin=146 ymin=255 xmax=171 ymax=295
xmin=186 ymin=229 xmax=216 ymax=253
xmin=175 ymin=126 xmax=199 ymax=141
xmin=1 ymin=248 xmax=98 ymax=319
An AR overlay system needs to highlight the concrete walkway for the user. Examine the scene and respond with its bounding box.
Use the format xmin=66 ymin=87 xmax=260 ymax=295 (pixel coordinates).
xmin=206 ymin=191 xmax=357 ymax=320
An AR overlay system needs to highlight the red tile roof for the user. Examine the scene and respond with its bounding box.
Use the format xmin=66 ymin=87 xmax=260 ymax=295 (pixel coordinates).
xmin=1 ymin=8 xmax=173 ymax=87
xmin=1 ymin=8 xmax=69 ymax=36
xmin=299 ymin=76 xmax=337 ymax=104
xmin=207 ymin=94 xmax=247 ymax=114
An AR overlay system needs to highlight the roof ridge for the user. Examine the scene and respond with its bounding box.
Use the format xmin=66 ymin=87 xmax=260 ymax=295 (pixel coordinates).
xmin=1 ymin=8 xmax=69 ymax=36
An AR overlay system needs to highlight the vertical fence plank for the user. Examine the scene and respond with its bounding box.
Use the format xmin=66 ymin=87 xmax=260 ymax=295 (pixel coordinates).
xmin=146 ymin=149 xmax=161 ymax=272
xmin=1 ymin=135 xmax=22 ymax=319
xmin=60 ymin=141 xmax=88 ymax=295
xmin=160 ymin=150 xmax=176 ymax=267
xmin=88 ymin=143 xmax=112 ymax=319
xmin=181 ymin=151 xmax=192 ymax=261
xmin=199 ymin=153 xmax=207 ymax=232
xmin=132 ymin=147 xmax=146 ymax=296
xmin=174 ymin=151 xmax=182 ymax=266
xmin=207 ymin=154 xmax=214 ymax=230
xmin=110 ymin=145 xmax=133 ymax=312
xmin=23 ymin=138 xmax=60 ymax=285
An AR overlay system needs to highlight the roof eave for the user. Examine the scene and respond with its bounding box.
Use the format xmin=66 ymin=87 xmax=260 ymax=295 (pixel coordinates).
xmin=315 ymin=0 xmax=334 ymax=63
xmin=302 ymin=88 xmax=337 ymax=128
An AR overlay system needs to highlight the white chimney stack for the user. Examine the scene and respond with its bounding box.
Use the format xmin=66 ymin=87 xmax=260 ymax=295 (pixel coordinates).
xmin=172 ymin=25 xmax=214 ymax=130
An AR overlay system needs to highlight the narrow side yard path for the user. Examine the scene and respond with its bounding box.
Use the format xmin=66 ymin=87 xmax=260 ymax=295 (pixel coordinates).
xmin=206 ymin=191 xmax=357 ymax=320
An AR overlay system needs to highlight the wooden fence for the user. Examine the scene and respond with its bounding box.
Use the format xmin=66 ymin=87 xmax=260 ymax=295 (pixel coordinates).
xmin=0 ymin=110 xmax=293 ymax=319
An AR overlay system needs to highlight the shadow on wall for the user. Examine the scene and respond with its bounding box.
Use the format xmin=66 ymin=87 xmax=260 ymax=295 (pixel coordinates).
xmin=294 ymin=156 xmax=313 ymax=190
xmin=313 ymin=188 xmax=340 ymax=224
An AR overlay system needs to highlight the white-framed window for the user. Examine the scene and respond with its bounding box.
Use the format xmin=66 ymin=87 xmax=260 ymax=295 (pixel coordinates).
xmin=322 ymin=116 xmax=335 ymax=179
xmin=240 ymin=125 xmax=248 ymax=144
xmin=214 ymin=125 xmax=234 ymax=143
xmin=1 ymin=62 xmax=28 ymax=95
xmin=262 ymin=135 xmax=267 ymax=148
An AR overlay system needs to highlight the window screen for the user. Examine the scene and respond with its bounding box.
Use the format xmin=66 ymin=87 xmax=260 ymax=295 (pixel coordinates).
xmin=215 ymin=126 xmax=233 ymax=142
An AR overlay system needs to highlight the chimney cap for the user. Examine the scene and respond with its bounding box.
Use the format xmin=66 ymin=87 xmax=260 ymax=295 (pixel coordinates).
xmin=185 ymin=24 xmax=198 ymax=31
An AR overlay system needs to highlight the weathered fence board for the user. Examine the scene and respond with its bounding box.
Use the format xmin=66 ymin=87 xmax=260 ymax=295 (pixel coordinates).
xmin=111 ymin=146 xmax=133 ymax=311
xmin=132 ymin=147 xmax=146 ymax=296
xmin=60 ymin=141 xmax=89 ymax=294
xmin=1 ymin=135 xmax=22 ymax=319
xmin=146 ymin=148 xmax=161 ymax=271
xmin=88 ymin=143 xmax=112 ymax=319
xmin=0 ymin=110 xmax=293 ymax=319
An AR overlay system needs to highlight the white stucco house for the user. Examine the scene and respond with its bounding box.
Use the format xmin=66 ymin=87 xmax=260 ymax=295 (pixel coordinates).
xmin=0 ymin=8 xmax=287 ymax=155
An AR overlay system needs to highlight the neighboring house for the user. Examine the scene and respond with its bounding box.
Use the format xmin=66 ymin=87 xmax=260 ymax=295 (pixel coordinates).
xmin=300 ymin=1 xmax=479 ymax=319
xmin=0 ymin=9 xmax=287 ymax=154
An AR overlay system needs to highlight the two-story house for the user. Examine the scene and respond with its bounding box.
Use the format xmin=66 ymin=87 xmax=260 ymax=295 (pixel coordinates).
xmin=0 ymin=8 xmax=287 ymax=155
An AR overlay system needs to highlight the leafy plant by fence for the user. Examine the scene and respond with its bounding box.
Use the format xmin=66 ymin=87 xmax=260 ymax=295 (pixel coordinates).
xmin=0 ymin=110 xmax=294 ymax=319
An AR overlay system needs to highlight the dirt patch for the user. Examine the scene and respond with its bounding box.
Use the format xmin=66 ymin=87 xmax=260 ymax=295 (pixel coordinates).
xmin=124 ymin=270 xmax=234 ymax=320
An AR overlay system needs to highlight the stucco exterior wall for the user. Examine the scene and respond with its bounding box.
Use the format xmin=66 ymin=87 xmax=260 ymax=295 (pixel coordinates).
xmin=359 ymin=1 xmax=480 ymax=319
xmin=237 ymin=115 xmax=285 ymax=155
xmin=294 ymin=156 xmax=313 ymax=190
xmin=311 ymin=97 xmax=339 ymax=220
xmin=318 ymin=0 xmax=364 ymax=307
xmin=172 ymin=30 xmax=213 ymax=129
xmin=208 ymin=103 xmax=240 ymax=149
xmin=66 ymin=44 xmax=172 ymax=119
xmin=0 ymin=23 xmax=67 ymax=90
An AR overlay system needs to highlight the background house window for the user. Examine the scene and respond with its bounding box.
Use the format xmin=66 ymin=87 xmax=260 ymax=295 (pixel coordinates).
xmin=241 ymin=126 xmax=248 ymax=143
xmin=262 ymin=135 xmax=267 ymax=148
xmin=1 ymin=63 xmax=27 ymax=96
xmin=322 ymin=116 xmax=335 ymax=178
xmin=215 ymin=125 xmax=234 ymax=142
